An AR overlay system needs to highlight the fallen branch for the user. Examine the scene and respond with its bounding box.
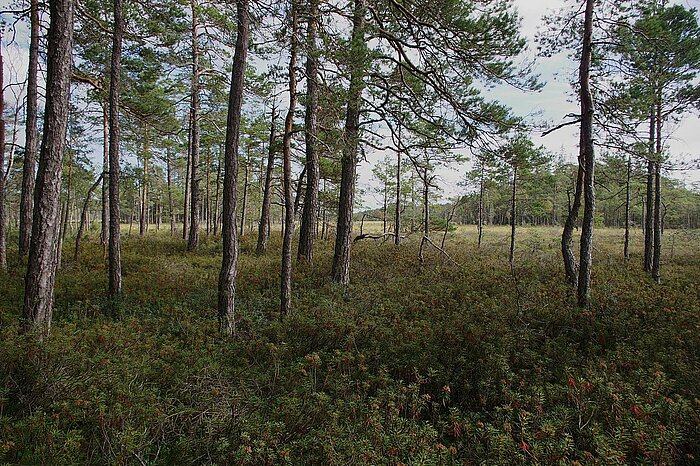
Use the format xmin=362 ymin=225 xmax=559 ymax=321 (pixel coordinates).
xmin=419 ymin=235 xmax=459 ymax=266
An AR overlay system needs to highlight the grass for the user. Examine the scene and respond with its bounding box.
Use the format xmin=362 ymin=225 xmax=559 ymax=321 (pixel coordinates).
xmin=0 ymin=224 xmax=698 ymax=464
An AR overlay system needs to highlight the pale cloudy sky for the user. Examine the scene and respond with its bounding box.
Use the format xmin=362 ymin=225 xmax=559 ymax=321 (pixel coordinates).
xmin=1 ymin=0 xmax=699 ymax=208
xmin=358 ymin=0 xmax=700 ymax=208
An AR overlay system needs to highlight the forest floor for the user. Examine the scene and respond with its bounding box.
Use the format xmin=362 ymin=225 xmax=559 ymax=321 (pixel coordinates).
xmin=1 ymin=226 xmax=699 ymax=465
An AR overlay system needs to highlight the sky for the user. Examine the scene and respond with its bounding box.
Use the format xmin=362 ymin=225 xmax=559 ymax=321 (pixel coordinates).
xmin=2 ymin=0 xmax=700 ymax=209
xmin=358 ymin=0 xmax=700 ymax=208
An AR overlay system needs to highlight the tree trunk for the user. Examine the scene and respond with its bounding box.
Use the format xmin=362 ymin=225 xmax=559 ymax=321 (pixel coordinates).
xmin=218 ymin=0 xmax=249 ymax=336
xmin=281 ymin=1 xmax=298 ymax=318
xmin=297 ymin=0 xmax=320 ymax=263
xmin=394 ymin=130 xmax=401 ymax=246
xmin=624 ymin=153 xmax=631 ymax=260
xmin=382 ymin=181 xmax=387 ymax=234
xmin=478 ymin=163 xmax=484 ymax=247
xmin=22 ymin=0 xmax=74 ymax=335
xmin=101 ymin=101 xmax=109 ymax=249
xmin=240 ymin=159 xmax=249 ymax=238
xmin=167 ymin=145 xmax=175 ymax=237
xmin=332 ymin=0 xmax=366 ymax=285
xmin=509 ymin=165 xmax=517 ymax=264
xmin=214 ymin=155 xmax=221 ymax=236
xmin=108 ymin=0 xmax=124 ymax=300
xmin=19 ymin=0 xmax=40 ymax=257
xmin=576 ymin=0 xmax=595 ymax=307
xmin=0 ymin=35 xmax=5 ymax=272
xmin=75 ymin=174 xmax=103 ymax=262
xmin=187 ymin=0 xmax=201 ymax=250
xmin=205 ymin=146 xmax=211 ymax=235
xmin=256 ymin=107 xmax=277 ymax=254
xmin=644 ymin=109 xmax=655 ymax=272
xmin=183 ymin=120 xmax=192 ymax=240
xmin=652 ymin=102 xmax=662 ymax=283
xmin=139 ymin=130 xmax=149 ymax=237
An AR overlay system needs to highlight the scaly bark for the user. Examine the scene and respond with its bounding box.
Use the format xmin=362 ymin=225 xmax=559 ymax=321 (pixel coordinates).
xmin=256 ymin=108 xmax=277 ymax=254
xmin=22 ymin=0 xmax=74 ymax=335
xmin=332 ymin=0 xmax=366 ymax=284
xmin=297 ymin=0 xmax=320 ymax=263
xmin=218 ymin=0 xmax=249 ymax=336
xmin=108 ymin=0 xmax=124 ymax=300
xmin=281 ymin=1 xmax=299 ymax=317
xmin=19 ymin=0 xmax=40 ymax=257
xmin=576 ymin=0 xmax=596 ymax=307
xmin=187 ymin=0 xmax=201 ymax=250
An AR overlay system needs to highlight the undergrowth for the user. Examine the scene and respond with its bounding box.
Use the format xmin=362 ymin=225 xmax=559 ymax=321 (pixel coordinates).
xmin=0 ymin=226 xmax=698 ymax=465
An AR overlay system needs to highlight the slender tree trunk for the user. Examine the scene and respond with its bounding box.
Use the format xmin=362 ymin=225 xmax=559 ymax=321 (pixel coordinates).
xmin=205 ymin=146 xmax=211 ymax=235
xmin=382 ymin=181 xmax=387 ymax=234
xmin=281 ymin=1 xmax=298 ymax=317
xmin=419 ymin=166 xmax=429 ymax=262
xmin=644 ymin=109 xmax=655 ymax=272
xmin=509 ymin=165 xmax=517 ymax=264
xmin=240 ymin=159 xmax=249 ymax=237
xmin=394 ymin=130 xmax=401 ymax=245
xmin=218 ymin=0 xmax=249 ymax=336
xmin=61 ymin=142 xmax=74 ymax=249
xmin=214 ymin=156 xmax=221 ymax=236
xmin=140 ymin=130 xmax=149 ymax=237
xmin=562 ymin=166 xmax=583 ymax=287
xmin=108 ymin=0 xmax=124 ymax=300
xmin=75 ymin=174 xmax=103 ymax=262
xmin=332 ymin=0 xmax=366 ymax=284
xmin=478 ymin=163 xmax=484 ymax=247
xmin=297 ymin=0 xmax=320 ymax=263
xmin=256 ymin=107 xmax=277 ymax=254
xmin=576 ymin=0 xmax=596 ymax=307
xmin=101 ymin=102 xmax=109 ymax=249
xmin=19 ymin=0 xmax=40 ymax=257
xmin=0 ymin=36 xmax=5 ymax=272
xmin=652 ymin=102 xmax=662 ymax=283
xmin=167 ymin=145 xmax=175 ymax=237
xmin=183 ymin=120 xmax=192 ymax=240
xmin=22 ymin=0 xmax=74 ymax=335
xmin=624 ymin=153 xmax=631 ymax=260
xmin=187 ymin=0 xmax=201 ymax=250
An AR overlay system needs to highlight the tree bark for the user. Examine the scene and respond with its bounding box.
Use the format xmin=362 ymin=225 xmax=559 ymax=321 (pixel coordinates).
xmin=108 ymin=0 xmax=124 ymax=300
xmin=297 ymin=0 xmax=320 ymax=263
xmin=562 ymin=163 xmax=583 ymax=287
xmin=332 ymin=0 xmax=366 ymax=285
xmin=167 ymin=145 xmax=175 ymax=237
xmin=624 ymin=153 xmax=631 ymax=260
xmin=478 ymin=163 xmax=484 ymax=247
xmin=75 ymin=174 xmax=104 ymax=262
xmin=22 ymin=0 xmax=74 ymax=335
xmin=644 ymin=109 xmax=655 ymax=272
xmin=576 ymin=0 xmax=596 ymax=307
xmin=394 ymin=128 xmax=401 ymax=246
xmin=183 ymin=119 xmax=192 ymax=240
xmin=187 ymin=0 xmax=201 ymax=250
xmin=509 ymin=165 xmax=517 ymax=264
xmin=214 ymin=155 xmax=221 ymax=236
xmin=652 ymin=102 xmax=662 ymax=283
xmin=218 ymin=0 xmax=249 ymax=336
xmin=281 ymin=1 xmax=299 ymax=317
xmin=0 ymin=35 xmax=5 ymax=272
xmin=19 ymin=0 xmax=40 ymax=257
xmin=256 ymin=107 xmax=277 ymax=254
xmin=139 ymin=130 xmax=149 ymax=237
xmin=101 ymin=102 xmax=109 ymax=249
xmin=240 ymin=158 xmax=249 ymax=237
xmin=205 ymin=146 xmax=211 ymax=235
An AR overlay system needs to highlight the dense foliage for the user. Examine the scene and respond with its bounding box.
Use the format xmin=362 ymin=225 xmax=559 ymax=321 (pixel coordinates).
xmin=1 ymin=227 xmax=698 ymax=464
